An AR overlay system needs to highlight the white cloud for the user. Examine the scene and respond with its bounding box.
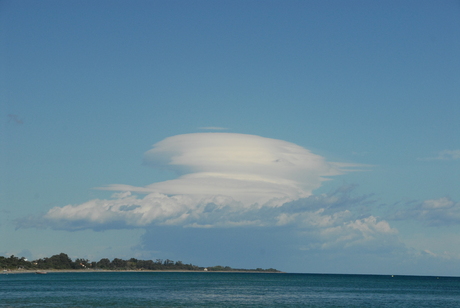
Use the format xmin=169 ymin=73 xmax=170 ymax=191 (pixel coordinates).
xmin=282 ymin=197 xmax=400 ymax=253
xmin=314 ymin=216 xmax=398 ymax=250
xmin=19 ymin=133 xmax=399 ymax=253
xmin=418 ymin=149 xmax=460 ymax=161
xmin=101 ymin=133 xmax=362 ymax=206
xmin=19 ymin=184 xmax=401 ymax=256
xmin=392 ymin=197 xmax=460 ymax=226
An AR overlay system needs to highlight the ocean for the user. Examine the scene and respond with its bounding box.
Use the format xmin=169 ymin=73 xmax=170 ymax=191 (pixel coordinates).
xmin=1 ymin=272 xmax=460 ymax=307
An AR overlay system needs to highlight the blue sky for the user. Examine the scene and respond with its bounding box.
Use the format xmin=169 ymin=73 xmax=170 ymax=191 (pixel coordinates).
xmin=1 ymin=0 xmax=460 ymax=276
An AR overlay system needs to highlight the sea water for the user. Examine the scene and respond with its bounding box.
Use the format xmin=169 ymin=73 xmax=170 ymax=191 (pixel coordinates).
xmin=1 ymin=272 xmax=460 ymax=307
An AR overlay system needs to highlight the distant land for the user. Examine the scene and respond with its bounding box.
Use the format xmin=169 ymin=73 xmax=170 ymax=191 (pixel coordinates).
xmin=1 ymin=253 xmax=281 ymax=273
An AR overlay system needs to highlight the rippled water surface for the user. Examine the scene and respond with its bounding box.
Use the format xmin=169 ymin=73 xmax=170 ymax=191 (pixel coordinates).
xmin=1 ymin=272 xmax=460 ymax=307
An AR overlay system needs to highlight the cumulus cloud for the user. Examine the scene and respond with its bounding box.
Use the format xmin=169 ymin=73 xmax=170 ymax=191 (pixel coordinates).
xmin=18 ymin=184 xmax=399 ymax=254
xmin=392 ymin=197 xmax=460 ymax=226
xmin=18 ymin=133 xmax=397 ymax=252
xmin=20 ymin=186 xmax=368 ymax=231
xmin=418 ymin=150 xmax=460 ymax=161
xmin=306 ymin=216 xmax=399 ymax=251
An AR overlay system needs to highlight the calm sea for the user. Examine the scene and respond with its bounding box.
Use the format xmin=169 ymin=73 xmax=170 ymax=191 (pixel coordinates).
xmin=1 ymin=272 xmax=460 ymax=307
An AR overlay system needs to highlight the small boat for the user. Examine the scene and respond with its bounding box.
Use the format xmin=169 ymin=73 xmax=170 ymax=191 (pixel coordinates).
xmin=35 ymin=271 xmax=47 ymax=274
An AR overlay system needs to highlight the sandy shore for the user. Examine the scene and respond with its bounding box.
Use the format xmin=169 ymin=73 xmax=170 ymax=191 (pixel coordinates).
xmin=3 ymin=269 xmax=200 ymax=274
xmin=3 ymin=269 xmax=282 ymax=274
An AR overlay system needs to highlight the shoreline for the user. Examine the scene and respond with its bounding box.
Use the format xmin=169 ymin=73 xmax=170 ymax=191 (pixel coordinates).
xmin=2 ymin=269 xmax=284 ymax=274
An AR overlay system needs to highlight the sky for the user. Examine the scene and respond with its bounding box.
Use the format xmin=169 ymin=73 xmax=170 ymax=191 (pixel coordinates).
xmin=1 ymin=0 xmax=460 ymax=276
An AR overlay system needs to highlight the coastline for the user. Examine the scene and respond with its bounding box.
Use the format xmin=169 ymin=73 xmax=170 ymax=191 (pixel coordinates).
xmin=2 ymin=269 xmax=284 ymax=274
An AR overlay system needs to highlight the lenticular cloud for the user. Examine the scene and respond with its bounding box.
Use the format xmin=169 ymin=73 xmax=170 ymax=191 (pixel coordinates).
xmin=103 ymin=133 xmax=356 ymax=206
xmin=23 ymin=133 xmax=362 ymax=230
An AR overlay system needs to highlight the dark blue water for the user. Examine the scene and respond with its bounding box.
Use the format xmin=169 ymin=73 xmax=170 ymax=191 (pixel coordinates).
xmin=1 ymin=272 xmax=460 ymax=307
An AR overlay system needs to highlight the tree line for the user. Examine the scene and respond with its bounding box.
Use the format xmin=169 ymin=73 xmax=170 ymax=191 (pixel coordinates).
xmin=1 ymin=253 xmax=279 ymax=272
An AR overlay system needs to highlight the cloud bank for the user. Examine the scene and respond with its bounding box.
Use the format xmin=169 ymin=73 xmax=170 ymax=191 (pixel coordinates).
xmin=16 ymin=133 xmax=460 ymax=274
xmin=18 ymin=134 xmax=379 ymax=235
xmin=19 ymin=185 xmax=400 ymax=255
xmin=18 ymin=133 xmax=407 ymax=258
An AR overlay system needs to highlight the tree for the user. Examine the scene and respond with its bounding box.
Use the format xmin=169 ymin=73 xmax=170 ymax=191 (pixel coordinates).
xmin=111 ymin=258 xmax=127 ymax=269
xmin=163 ymin=259 xmax=174 ymax=267
xmin=48 ymin=253 xmax=72 ymax=269
xmin=97 ymin=258 xmax=111 ymax=269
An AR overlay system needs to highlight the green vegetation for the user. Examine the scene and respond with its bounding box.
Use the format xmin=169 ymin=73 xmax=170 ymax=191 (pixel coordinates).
xmin=205 ymin=265 xmax=280 ymax=272
xmin=0 ymin=253 xmax=280 ymax=272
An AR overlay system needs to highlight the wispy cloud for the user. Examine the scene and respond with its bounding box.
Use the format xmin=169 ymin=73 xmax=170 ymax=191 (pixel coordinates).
xmin=418 ymin=150 xmax=460 ymax=161
xmin=391 ymin=197 xmax=460 ymax=226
